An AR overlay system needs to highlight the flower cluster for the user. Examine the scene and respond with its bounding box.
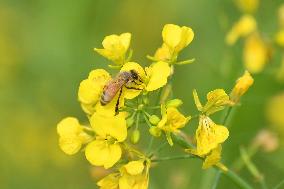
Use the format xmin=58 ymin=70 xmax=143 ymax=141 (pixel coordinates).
xmin=56 ymin=24 xmax=254 ymax=189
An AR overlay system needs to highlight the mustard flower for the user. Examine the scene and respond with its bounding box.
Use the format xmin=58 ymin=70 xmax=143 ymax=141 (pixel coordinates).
xmin=235 ymin=0 xmax=259 ymax=13
xmin=243 ymin=33 xmax=269 ymax=74
xmin=97 ymin=160 xmax=150 ymax=189
xmin=193 ymin=89 xmax=232 ymax=115
xmin=57 ymin=117 xmax=92 ymax=155
xmin=202 ymin=145 xmax=222 ymax=169
xmin=156 ymin=106 xmax=190 ymax=146
xmin=226 ymin=15 xmax=257 ymax=45
xmin=85 ymin=112 xmax=127 ymax=169
xmin=154 ymin=24 xmax=194 ymax=63
xmin=78 ymin=69 xmax=111 ymax=115
xmin=230 ymin=70 xmax=254 ymax=103
xmin=94 ymin=33 xmax=131 ymax=65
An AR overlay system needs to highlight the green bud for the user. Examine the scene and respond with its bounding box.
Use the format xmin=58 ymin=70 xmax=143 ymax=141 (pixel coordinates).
xmin=149 ymin=126 xmax=161 ymax=137
xmin=143 ymin=97 xmax=149 ymax=105
xmin=138 ymin=104 xmax=144 ymax=110
xmin=131 ymin=129 xmax=140 ymax=144
xmin=166 ymin=99 xmax=183 ymax=108
xmin=149 ymin=115 xmax=160 ymax=125
xmin=126 ymin=117 xmax=135 ymax=128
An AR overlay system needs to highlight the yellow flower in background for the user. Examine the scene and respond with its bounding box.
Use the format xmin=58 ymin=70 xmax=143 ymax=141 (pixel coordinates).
xmin=94 ymin=33 xmax=131 ymax=65
xmin=145 ymin=61 xmax=171 ymax=91
xmin=230 ymin=70 xmax=254 ymax=103
xmin=275 ymin=29 xmax=284 ymax=48
xmin=193 ymin=115 xmax=229 ymax=156
xmin=157 ymin=106 xmax=190 ymax=145
xmin=162 ymin=24 xmax=194 ymax=59
xmin=193 ymin=89 xmax=232 ymax=115
xmin=243 ymin=33 xmax=269 ymax=74
xmin=266 ymin=92 xmax=284 ymax=134
xmin=85 ymin=113 xmax=127 ymax=168
xmin=78 ymin=69 xmax=111 ymax=115
xmin=57 ymin=117 xmax=92 ymax=155
xmin=278 ymin=4 xmax=284 ymax=28
xmin=235 ymin=0 xmax=259 ymax=14
xmin=276 ymin=56 xmax=284 ymax=82
xmin=226 ymin=14 xmax=257 ymax=45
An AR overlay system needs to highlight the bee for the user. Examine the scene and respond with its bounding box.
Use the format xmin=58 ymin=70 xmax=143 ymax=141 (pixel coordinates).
xmin=100 ymin=70 xmax=143 ymax=113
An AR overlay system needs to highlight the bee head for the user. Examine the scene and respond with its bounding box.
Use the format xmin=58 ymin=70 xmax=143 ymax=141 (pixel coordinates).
xmin=130 ymin=69 xmax=139 ymax=80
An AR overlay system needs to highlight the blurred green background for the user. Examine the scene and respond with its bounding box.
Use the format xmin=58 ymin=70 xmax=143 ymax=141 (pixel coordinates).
xmin=1 ymin=0 xmax=284 ymax=188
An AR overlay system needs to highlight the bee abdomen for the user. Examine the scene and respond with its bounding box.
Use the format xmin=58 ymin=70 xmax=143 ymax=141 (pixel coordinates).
xmin=100 ymin=91 xmax=110 ymax=106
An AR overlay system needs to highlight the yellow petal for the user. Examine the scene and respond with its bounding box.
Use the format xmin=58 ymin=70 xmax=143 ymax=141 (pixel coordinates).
xmin=175 ymin=26 xmax=194 ymax=52
xmin=235 ymin=0 xmax=259 ymax=13
xmin=78 ymin=69 xmax=110 ymax=105
xmin=119 ymin=174 xmax=134 ymax=189
xmin=59 ymin=136 xmax=82 ymax=155
xmin=196 ymin=116 xmax=229 ymax=155
xmin=275 ymin=29 xmax=284 ymax=48
xmin=85 ymin=140 xmax=122 ymax=169
xmin=97 ymin=173 xmax=119 ymax=189
xmin=166 ymin=107 xmax=188 ymax=130
xmin=146 ymin=61 xmax=171 ymax=91
xmin=162 ymin=24 xmax=182 ymax=49
xmin=154 ymin=43 xmax=172 ymax=61
xmin=90 ymin=112 xmax=127 ymax=142
xmin=57 ymin=117 xmax=82 ymax=137
xmin=202 ymin=145 xmax=222 ymax=169
xmin=124 ymin=161 xmax=144 ymax=176
xmin=119 ymin=33 xmax=131 ymax=50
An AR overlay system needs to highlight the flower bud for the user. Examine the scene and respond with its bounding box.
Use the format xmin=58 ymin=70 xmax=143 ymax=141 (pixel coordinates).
xmin=149 ymin=115 xmax=160 ymax=125
xmin=131 ymin=129 xmax=140 ymax=144
xmin=149 ymin=127 xmax=161 ymax=137
xmin=166 ymin=99 xmax=183 ymax=108
xmin=126 ymin=117 xmax=135 ymax=128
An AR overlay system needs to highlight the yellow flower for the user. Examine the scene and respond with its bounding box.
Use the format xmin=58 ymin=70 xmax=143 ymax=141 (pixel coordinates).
xmin=230 ymin=70 xmax=254 ymax=103
xmin=57 ymin=117 xmax=92 ymax=155
xmin=161 ymin=24 xmax=194 ymax=61
xmin=243 ymin=33 xmax=269 ymax=74
xmin=78 ymin=69 xmax=111 ymax=115
xmin=97 ymin=160 xmax=150 ymax=189
xmin=94 ymin=33 xmax=131 ymax=65
xmin=275 ymin=29 xmax=284 ymax=48
xmin=97 ymin=173 xmax=120 ymax=189
xmin=119 ymin=160 xmax=150 ymax=189
xmin=193 ymin=89 xmax=232 ymax=115
xmin=145 ymin=61 xmax=171 ymax=91
xmin=85 ymin=113 xmax=127 ymax=169
xmin=266 ymin=92 xmax=284 ymax=134
xmin=235 ymin=0 xmax=259 ymax=13
xmin=226 ymin=15 xmax=257 ymax=45
xmin=194 ymin=115 xmax=229 ymax=156
xmin=157 ymin=106 xmax=190 ymax=146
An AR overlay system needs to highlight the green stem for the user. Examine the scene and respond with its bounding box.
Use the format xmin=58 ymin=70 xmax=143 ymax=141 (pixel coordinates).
xmin=151 ymin=154 xmax=195 ymax=162
xmin=274 ymin=179 xmax=284 ymax=189
xmin=224 ymin=170 xmax=254 ymax=189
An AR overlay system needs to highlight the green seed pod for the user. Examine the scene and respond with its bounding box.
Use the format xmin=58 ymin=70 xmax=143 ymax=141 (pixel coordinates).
xmin=131 ymin=129 xmax=140 ymax=144
xmin=149 ymin=115 xmax=160 ymax=125
xmin=149 ymin=126 xmax=161 ymax=137
xmin=166 ymin=99 xmax=183 ymax=108
xmin=126 ymin=117 xmax=135 ymax=128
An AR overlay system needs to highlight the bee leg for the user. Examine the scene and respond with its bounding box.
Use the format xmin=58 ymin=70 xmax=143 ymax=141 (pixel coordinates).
xmin=132 ymin=80 xmax=143 ymax=85
xmin=115 ymin=88 xmax=123 ymax=115
xmin=125 ymin=86 xmax=143 ymax=90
